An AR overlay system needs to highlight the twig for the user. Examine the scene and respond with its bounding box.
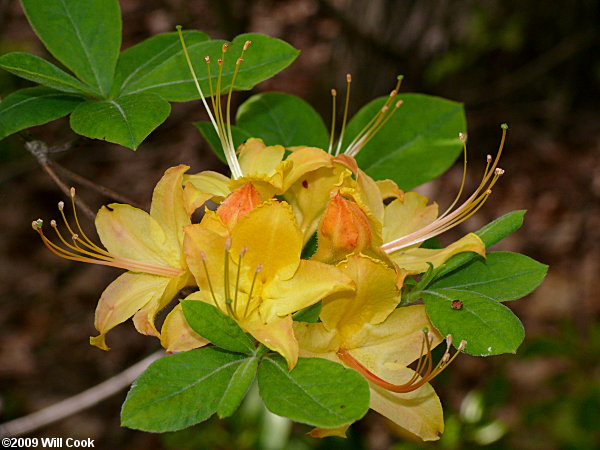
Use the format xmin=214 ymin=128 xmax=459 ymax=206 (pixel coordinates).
xmin=24 ymin=140 xmax=95 ymax=220
xmin=49 ymin=161 xmax=143 ymax=209
xmin=0 ymin=351 xmax=164 ymax=437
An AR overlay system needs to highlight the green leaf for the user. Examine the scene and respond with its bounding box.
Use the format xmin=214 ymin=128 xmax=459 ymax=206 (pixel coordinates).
xmin=422 ymin=290 xmax=525 ymax=356
xmin=181 ymin=299 xmax=255 ymax=354
xmin=292 ymin=302 xmax=322 ymax=323
xmin=120 ymin=33 xmax=299 ymax=101
xmin=236 ymin=92 xmax=329 ymax=148
xmin=20 ymin=0 xmax=121 ymax=96
xmin=432 ymin=210 xmax=526 ymax=280
xmin=0 ymin=87 xmax=83 ymax=139
xmin=429 ymin=252 xmax=547 ymax=302
xmin=69 ymin=92 xmax=170 ymax=149
xmin=217 ymin=356 xmax=259 ymax=418
xmin=112 ymin=30 xmax=210 ymax=96
xmin=194 ymin=121 xmax=252 ymax=164
xmin=344 ymin=94 xmax=466 ymax=190
xmin=121 ymin=347 xmax=246 ymax=432
xmin=0 ymin=52 xmax=98 ymax=96
xmin=258 ymin=355 xmax=370 ymax=428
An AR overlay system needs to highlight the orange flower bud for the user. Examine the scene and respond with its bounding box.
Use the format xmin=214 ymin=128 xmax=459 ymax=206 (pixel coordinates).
xmin=314 ymin=192 xmax=372 ymax=263
xmin=217 ymin=182 xmax=261 ymax=229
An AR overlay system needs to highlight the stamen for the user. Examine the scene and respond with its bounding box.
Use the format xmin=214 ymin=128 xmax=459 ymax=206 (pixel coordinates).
xmin=233 ymin=247 xmax=247 ymax=316
xmin=382 ymin=125 xmax=508 ymax=253
xmin=334 ymin=74 xmax=352 ymax=156
xmin=328 ymin=88 xmax=337 ymax=154
xmin=243 ymin=264 xmax=262 ymax=320
xmin=33 ymin=198 xmax=183 ymax=278
xmin=200 ymin=251 xmax=221 ymax=311
xmin=336 ymin=331 xmax=466 ymax=393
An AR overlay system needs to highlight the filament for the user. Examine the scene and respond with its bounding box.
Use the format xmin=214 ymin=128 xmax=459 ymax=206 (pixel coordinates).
xmin=337 ymin=332 xmax=466 ymax=393
xmin=334 ymin=74 xmax=352 ymax=156
xmin=328 ymin=89 xmax=337 ymax=154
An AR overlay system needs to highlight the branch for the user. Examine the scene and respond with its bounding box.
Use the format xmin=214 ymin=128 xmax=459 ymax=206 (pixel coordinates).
xmin=24 ymin=140 xmax=95 ymax=220
xmin=0 ymin=351 xmax=164 ymax=437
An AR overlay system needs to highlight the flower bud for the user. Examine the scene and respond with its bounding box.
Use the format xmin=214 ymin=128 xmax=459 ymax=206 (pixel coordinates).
xmin=217 ymin=182 xmax=261 ymax=229
xmin=314 ymin=192 xmax=372 ymax=263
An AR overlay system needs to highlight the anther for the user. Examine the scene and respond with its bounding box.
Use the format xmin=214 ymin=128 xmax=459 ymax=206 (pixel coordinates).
xmin=32 ymin=219 xmax=42 ymax=230
xmin=458 ymin=340 xmax=467 ymax=351
xmin=237 ymin=58 xmax=243 ymax=65
xmin=446 ymin=334 xmax=453 ymax=346
xmin=200 ymin=250 xmax=207 ymax=261
xmin=331 ymin=88 xmax=337 ymax=96
xmin=239 ymin=247 xmax=247 ymax=257
xmin=256 ymin=264 xmax=263 ymax=273
xmin=395 ymin=100 xmax=403 ymax=108
xmin=501 ymin=123 xmax=509 ymax=130
xmin=459 ymin=132 xmax=466 ymax=142
xmin=58 ymin=201 xmax=65 ymax=211
xmin=50 ymin=220 xmax=57 ymax=227
xmin=381 ymin=105 xmax=389 ymax=113
xmin=442 ymin=353 xmax=450 ymax=363
xmin=224 ymin=237 xmax=232 ymax=251
xmin=486 ymin=189 xmax=492 ymax=195
xmin=222 ymin=43 xmax=229 ymax=53
xmin=346 ymin=73 xmax=352 ymax=82
xmin=72 ymin=234 xmax=79 ymax=240
xmin=487 ymin=154 xmax=493 ymax=163
xmin=70 ymin=187 xmax=76 ymax=197
xmin=389 ymin=89 xmax=397 ymax=97
xmin=495 ymin=168 xmax=505 ymax=175
xmin=243 ymin=40 xmax=251 ymax=51
xmin=204 ymin=56 xmax=210 ymax=63
xmin=217 ymin=58 xmax=223 ymax=65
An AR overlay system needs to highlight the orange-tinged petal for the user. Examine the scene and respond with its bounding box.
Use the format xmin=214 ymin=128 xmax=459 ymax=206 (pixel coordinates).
xmin=149 ymin=165 xmax=191 ymax=253
xmin=308 ymin=425 xmax=350 ymax=438
xmin=230 ymin=200 xmax=302 ymax=282
xmin=246 ymin=315 xmax=298 ymax=369
xmin=95 ymin=204 xmax=172 ymax=267
xmin=383 ymin=192 xmax=438 ymax=244
xmin=217 ymin=182 xmax=262 ymax=229
xmin=238 ymin=138 xmax=285 ymax=177
xmin=388 ymin=232 xmax=485 ymax=274
xmin=320 ymin=254 xmax=399 ymax=342
xmin=260 ymin=259 xmax=355 ymax=322
xmin=313 ymin=192 xmax=373 ymax=263
xmin=160 ymin=303 xmax=209 ymax=353
xmin=90 ymin=272 xmax=171 ymax=350
xmin=344 ymin=306 xmax=442 ymax=367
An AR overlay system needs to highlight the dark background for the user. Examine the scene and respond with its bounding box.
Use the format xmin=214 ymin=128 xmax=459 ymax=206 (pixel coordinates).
xmin=1 ymin=0 xmax=599 ymax=448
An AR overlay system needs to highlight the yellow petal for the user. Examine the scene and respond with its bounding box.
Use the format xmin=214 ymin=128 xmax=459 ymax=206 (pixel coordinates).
xmin=90 ymin=272 xmax=172 ymax=350
xmin=383 ymin=192 xmax=438 ymax=244
xmin=246 ymin=315 xmax=298 ymax=369
xmin=183 ymin=222 xmax=227 ymax=291
xmin=260 ymin=259 xmax=355 ymax=322
xmin=149 ymin=165 xmax=191 ymax=254
xmin=282 ymin=146 xmax=333 ymax=191
xmin=356 ymin=168 xmax=384 ymax=224
xmin=320 ymin=254 xmax=399 ymax=342
xmin=284 ymin=165 xmax=352 ymax=243
xmin=238 ymin=138 xmax=285 ymax=177
xmin=308 ymin=425 xmax=350 ymax=438
xmin=377 ymin=179 xmax=404 ymax=202
xmin=345 ymin=305 xmax=442 ymax=368
xmin=230 ymin=200 xmax=303 ymax=282
xmin=95 ymin=204 xmax=172 ymax=267
xmin=160 ymin=303 xmax=209 ymax=353
xmin=388 ymin=232 xmax=486 ymax=274
xmin=184 ymin=170 xmax=231 ymax=197
xmin=132 ymin=275 xmax=189 ymax=337
xmin=370 ymin=370 xmax=444 ymax=441
xmin=294 ymin=321 xmax=340 ymax=357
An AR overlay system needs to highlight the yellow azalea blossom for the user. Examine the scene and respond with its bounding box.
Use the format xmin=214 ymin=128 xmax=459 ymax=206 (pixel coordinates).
xmin=33 ymin=165 xmax=207 ymax=351
xmin=295 ymin=254 xmax=466 ymax=441
xmin=182 ymin=200 xmax=354 ymax=368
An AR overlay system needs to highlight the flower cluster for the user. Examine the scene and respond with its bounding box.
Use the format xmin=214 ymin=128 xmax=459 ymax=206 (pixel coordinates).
xmin=32 ymin=34 xmax=508 ymax=441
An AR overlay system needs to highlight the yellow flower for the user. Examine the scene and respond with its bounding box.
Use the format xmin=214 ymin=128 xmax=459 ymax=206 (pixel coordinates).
xmin=182 ymin=200 xmax=354 ymax=369
xmin=295 ymin=254 xmax=465 ymax=441
xmin=33 ymin=165 xmax=206 ymax=351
